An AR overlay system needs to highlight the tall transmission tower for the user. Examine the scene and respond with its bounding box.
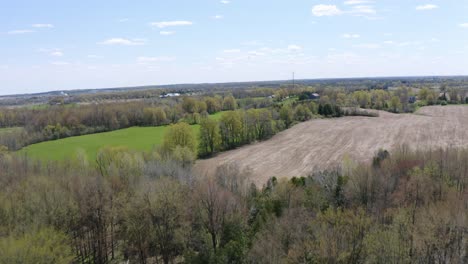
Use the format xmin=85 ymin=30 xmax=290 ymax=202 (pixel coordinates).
xmin=292 ymin=72 xmax=295 ymax=89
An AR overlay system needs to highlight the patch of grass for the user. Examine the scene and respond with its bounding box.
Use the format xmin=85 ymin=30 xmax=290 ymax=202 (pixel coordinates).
xmin=18 ymin=112 xmax=226 ymax=162
xmin=20 ymin=126 xmax=198 ymax=161
xmin=0 ymin=127 xmax=23 ymax=134
xmin=25 ymin=104 xmax=50 ymax=110
xmin=277 ymin=96 xmax=299 ymax=106
xmin=209 ymin=111 xmax=224 ymax=121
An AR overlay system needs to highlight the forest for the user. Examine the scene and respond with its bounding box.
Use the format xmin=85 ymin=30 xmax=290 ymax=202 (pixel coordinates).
xmin=0 ymin=82 xmax=468 ymax=263
xmin=0 ymin=143 xmax=467 ymax=263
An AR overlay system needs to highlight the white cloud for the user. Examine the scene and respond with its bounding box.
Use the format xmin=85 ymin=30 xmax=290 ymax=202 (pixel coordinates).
xmin=382 ymin=40 xmax=421 ymax=47
xmin=213 ymin=15 xmax=224 ymax=19
xmin=32 ymin=23 xmax=54 ymax=28
xmin=51 ymin=61 xmax=70 ymax=66
xmin=354 ymin=43 xmax=380 ymax=49
xmin=327 ymin=52 xmax=361 ymax=64
xmin=342 ymin=33 xmax=360 ymax=39
xmin=344 ymin=0 xmax=373 ymax=4
xmin=87 ymin=55 xmax=103 ymax=59
xmin=99 ymin=38 xmax=146 ymax=45
xmin=312 ymin=3 xmax=376 ymax=18
xmin=7 ymin=29 xmax=34 ymax=34
xmin=287 ymin=44 xmax=302 ymax=52
xmin=349 ymin=5 xmax=376 ymax=15
xmin=220 ymin=0 xmax=230 ymax=4
xmin=459 ymin=23 xmax=468 ymax=28
xmin=416 ymin=4 xmax=438 ymax=11
xmin=160 ymin=31 xmax=175 ymax=35
xmin=50 ymin=51 xmax=64 ymax=57
xmin=137 ymin=56 xmax=175 ymax=63
xmin=119 ymin=18 xmax=129 ymax=22
xmin=39 ymin=48 xmax=64 ymax=57
xmin=312 ymin=5 xmax=342 ymax=16
xmin=241 ymin=40 xmax=262 ymax=46
xmin=150 ymin=21 xmax=193 ymax=28
xmin=223 ymin=49 xmax=241 ymax=53
xmin=248 ymin=51 xmax=266 ymax=56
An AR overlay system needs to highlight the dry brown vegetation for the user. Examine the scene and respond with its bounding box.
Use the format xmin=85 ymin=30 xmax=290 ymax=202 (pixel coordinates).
xmin=195 ymin=105 xmax=468 ymax=184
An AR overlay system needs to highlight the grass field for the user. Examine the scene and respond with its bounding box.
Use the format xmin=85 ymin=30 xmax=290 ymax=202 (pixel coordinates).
xmin=277 ymin=96 xmax=299 ymax=106
xmin=19 ymin=112 xmax=225 ymax=161
xmin=0 ymin=127 xmax=23 ymax=134
xmin=209 ymin=111 xmax=224 ymax=121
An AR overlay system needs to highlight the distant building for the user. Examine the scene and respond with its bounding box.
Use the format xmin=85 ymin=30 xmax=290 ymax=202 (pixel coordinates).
xmin=310 ymin=93 xmax=320 ymax=100
xmin=159 ymin=93 xmax=181 ymax=98
xmin=298 ymin=92 xmax=320 ymax=101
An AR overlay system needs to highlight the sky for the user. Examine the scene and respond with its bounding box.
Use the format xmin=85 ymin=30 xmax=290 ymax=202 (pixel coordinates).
xmin=1 ymin=0 xmax=468 ymax=95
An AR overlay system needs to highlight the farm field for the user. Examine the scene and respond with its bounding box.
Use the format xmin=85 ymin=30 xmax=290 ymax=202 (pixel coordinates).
xmin=195 ymin=105 xmax=468 ymax=185
xmin=19 ymin=111 xmax=225 ymax=161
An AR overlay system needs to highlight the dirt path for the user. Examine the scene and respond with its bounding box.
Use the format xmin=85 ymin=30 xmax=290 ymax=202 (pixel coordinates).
xmin=194 ymin=106 xmax=468 ymax=185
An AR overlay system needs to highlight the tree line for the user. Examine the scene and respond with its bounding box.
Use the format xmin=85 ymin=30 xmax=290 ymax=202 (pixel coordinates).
xmin=0 ymin=142 xmax=467 ymax=263
xmin=2 ymin=84 xmax=465 ymax=152
xmin=156 ymin=99 xmax=327 ymax=159
xmin=0 ymin=95 xmax=238 ymax=151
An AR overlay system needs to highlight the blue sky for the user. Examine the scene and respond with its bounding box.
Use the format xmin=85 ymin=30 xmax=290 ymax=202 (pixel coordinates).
xmin=1 ymin=0 xmax=468 ymax=95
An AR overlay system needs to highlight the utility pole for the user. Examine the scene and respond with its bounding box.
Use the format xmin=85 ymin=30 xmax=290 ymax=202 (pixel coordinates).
xmin=292 ymin=72 xmax=295 ymax=89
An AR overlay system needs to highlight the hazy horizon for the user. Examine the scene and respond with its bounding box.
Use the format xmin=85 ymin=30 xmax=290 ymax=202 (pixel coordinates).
xmin=2 ymin=74 xmax=465 ymax=97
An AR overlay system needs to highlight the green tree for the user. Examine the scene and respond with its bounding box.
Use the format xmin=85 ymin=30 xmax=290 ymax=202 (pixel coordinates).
xmin=205 ymin=97 xmax=222 ymax=114
xmin=197 ymin=101 xmax=208 ymax=113
xmin=279 ymin=105 xmax=294 ymax=128
xmin=256 ymin=109 xmax=274 ymax=140
xmin=294 ymin=104 xmax=312 ymax=122
xmin=418 ymin=88 xmax=429 ymax=101
xmin=122 ymin=178 xmax=188 ymax=264
xmin=0 ymin=228 xmax=74 ymax=264
xmin=144 ymin=178 xmax=188 ymax=264
xmin=223 ymin=95 xmax=238 ymax=111
xmin=390 ymin=96 xmax=402 ymax=113
xmin=219 ymin=111 xmax=243 ymax=149
xmin=182 ymin=97 xmax=198 ymax=114
xmin=353 ymin=91 xmax=371 ymax=108
xmin=162 ymin=122 xmax=197 ymax=155
xmin=143 ymin=107 xmax=167 ymax=126
xmin=199 ymin=118 xmax=221 ymax=156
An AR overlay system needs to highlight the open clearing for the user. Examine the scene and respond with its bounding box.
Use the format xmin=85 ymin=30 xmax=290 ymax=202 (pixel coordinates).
xmin=19 ymin=112 xmax=224 ymax=161
xmin=0 ymin=127 xmax=23 ymax=134
xmin=19 ymin=126 xmax=190 ymax=161
xmin=195 ymin=106 xmax=468 ymax=185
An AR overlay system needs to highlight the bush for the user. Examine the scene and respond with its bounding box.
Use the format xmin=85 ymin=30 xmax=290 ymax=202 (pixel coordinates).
xmin=343 ymin=108 xmax=379 ymax=117
xmin=0 ymin=228 xmax=74 ymax=264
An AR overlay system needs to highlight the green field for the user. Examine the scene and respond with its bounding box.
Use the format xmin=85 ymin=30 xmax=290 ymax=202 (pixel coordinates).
xmin=0 ymin=127 xmax=23 ymax=134
xmin=278 ymin=96 xmax=299 ymax=106
xmin=208 ymin=111 xmax=224 ymax=121
xmin=19 ymin=112 xmax=226 ymax=161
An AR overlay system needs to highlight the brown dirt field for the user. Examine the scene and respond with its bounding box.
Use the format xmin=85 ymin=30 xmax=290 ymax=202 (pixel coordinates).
xmin=194 ymin=106 xmax=468 ymax=185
